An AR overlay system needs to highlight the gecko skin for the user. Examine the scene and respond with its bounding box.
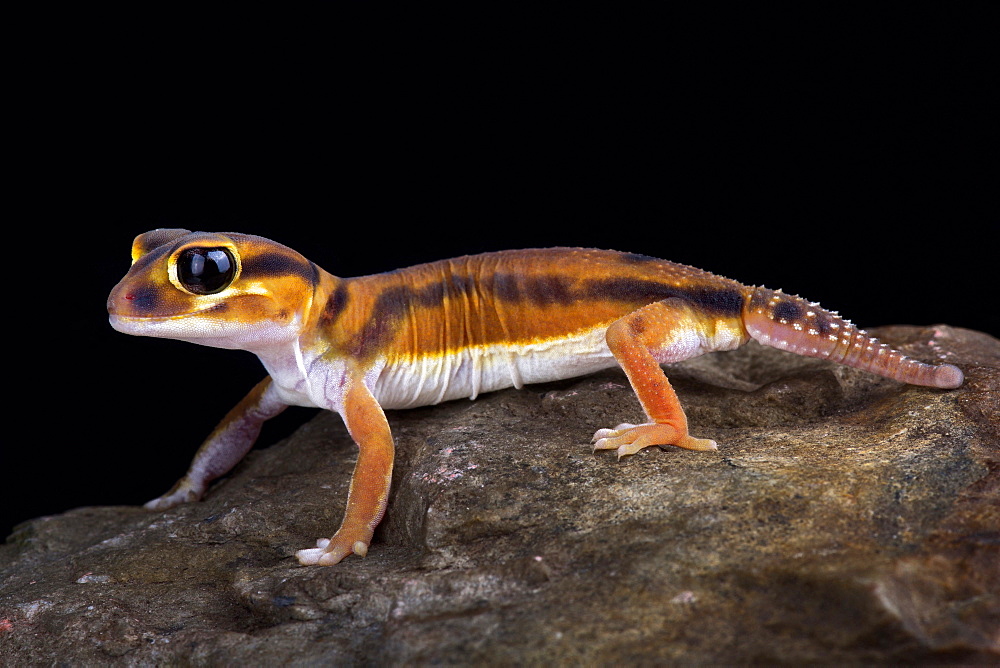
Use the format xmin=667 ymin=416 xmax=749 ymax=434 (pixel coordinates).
xmin=107 ymin=230 xmax=964 ymax=566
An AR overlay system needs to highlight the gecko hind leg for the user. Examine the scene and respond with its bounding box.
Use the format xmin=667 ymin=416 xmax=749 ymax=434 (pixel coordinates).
xmin=593 ymin=299 xmax=725 ymax=459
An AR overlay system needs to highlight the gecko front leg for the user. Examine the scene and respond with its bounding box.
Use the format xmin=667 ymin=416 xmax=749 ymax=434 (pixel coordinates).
xmin=146 ymin=377 xmax=288 ymax=510
xmin=296 ymin=377 xmax=394 ymax=566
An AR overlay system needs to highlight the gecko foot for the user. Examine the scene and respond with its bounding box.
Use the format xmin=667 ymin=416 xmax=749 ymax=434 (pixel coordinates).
xmin=592 ymin=422 xmax=717 ymax=459
xmin=143 ymin=479 xmax=206 ymax=511
xmin=296 ymin=531 xmax=372 ymax=566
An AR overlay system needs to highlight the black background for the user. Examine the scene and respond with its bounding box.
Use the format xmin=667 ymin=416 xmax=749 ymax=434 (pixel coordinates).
xmin=4 ymin=10 xmax=996 ymax=540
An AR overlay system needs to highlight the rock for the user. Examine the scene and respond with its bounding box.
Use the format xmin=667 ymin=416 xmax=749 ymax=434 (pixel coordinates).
xmin=2 ymin=325 xmax=997 ymax=664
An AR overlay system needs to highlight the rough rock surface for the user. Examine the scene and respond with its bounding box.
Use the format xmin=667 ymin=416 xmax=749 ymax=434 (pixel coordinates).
xmin=2 ymin=325 xmax=998 ymax=665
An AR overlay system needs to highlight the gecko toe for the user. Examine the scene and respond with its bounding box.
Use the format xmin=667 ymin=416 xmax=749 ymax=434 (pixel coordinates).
xmin=592 ymin=422 xmax=718 ymax=456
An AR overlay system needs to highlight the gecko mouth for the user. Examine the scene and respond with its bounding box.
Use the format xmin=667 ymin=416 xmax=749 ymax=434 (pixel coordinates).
xmin=110 ymin=305 xmax=224 ymax=320
xmin=108 ymin=303 xmax=229 ymax=336
xmin=107 ymin=297 xmax=227 ymax=320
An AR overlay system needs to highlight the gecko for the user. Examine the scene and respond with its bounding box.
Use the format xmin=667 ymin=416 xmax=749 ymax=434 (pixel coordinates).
xmin=107 ymin=229 xmax=964 ymax=566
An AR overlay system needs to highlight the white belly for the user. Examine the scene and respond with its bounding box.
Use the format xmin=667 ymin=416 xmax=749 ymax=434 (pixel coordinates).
xmin=372 ymin=327 xmax=617 ymax=410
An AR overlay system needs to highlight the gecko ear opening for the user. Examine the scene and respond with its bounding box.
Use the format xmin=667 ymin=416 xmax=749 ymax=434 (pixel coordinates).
xmin=177 ymin=247 xmax=237 ymax=294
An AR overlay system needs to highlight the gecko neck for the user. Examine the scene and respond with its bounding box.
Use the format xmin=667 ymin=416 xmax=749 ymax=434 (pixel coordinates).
xmin=252 ymin=269 xmax=352 ymax=409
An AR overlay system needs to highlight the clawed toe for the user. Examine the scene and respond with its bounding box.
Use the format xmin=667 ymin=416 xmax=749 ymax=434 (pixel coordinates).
xmin=295 ymin=534 xmax=371 ymax=566
xmin=591 ymin=422 xmax=718 ymax=458
xmin=592 ymin=423 xmax=636 ymax=446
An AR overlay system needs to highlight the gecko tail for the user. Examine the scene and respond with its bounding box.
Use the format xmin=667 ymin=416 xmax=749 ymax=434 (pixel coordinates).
xmin=742 ymin=287 xmax=963 ymax=389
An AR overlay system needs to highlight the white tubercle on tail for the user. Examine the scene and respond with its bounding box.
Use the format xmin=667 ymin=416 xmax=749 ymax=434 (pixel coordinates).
xmin=743 ymin=287 xmax=962 ymax=389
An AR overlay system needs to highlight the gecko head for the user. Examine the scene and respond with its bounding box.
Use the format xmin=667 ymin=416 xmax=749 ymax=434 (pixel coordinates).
xmin=108 ymin=229 xmax=319 ymax=351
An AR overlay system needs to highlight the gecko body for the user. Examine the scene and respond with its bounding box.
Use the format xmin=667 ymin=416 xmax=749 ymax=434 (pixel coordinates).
xmin=107 ymin=230 xmax=963 ymax=565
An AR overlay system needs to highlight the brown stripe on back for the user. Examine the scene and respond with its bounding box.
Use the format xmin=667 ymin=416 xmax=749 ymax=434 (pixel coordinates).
xmin=318 ymin=248 xmax=751 ymax=362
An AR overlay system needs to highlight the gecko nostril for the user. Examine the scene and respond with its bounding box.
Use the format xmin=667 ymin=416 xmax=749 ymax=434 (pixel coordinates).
xmin=125 ymin=293 xmax=136 ymax=300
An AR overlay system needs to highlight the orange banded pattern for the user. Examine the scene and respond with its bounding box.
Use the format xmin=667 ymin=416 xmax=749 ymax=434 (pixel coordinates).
xmin=312 ymin=248 xmax=750 ymax=365
xmin=108 ymin=230 xmax=964 ymax=567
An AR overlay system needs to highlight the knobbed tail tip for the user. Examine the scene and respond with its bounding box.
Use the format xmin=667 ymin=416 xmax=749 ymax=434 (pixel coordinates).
xmin=932 ymin=363 xmax=964 ymax=389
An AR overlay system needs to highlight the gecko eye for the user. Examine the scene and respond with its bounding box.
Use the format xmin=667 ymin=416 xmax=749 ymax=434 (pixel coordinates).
xmin=177 ymin=247 xmax=236 ymax=294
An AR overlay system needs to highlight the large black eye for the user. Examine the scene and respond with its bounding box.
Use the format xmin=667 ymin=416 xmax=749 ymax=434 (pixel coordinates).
xmin=178 ymin=247 xmax=236 ymax=294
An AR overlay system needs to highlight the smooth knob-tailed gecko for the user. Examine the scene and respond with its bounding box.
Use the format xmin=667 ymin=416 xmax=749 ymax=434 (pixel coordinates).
xmin=107 ymin=230 xmax=963 ymax=565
